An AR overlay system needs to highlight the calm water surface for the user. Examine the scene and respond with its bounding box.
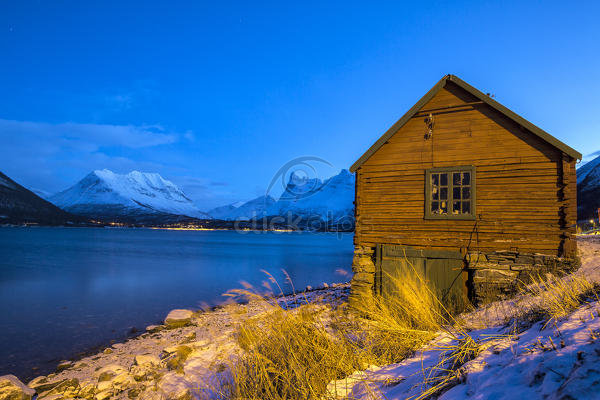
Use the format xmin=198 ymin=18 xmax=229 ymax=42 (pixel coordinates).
xmin=0 ymin=227 xmax=353 ymax=380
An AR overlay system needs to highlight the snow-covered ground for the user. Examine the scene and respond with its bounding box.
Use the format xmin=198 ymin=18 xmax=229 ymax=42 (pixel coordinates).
xmin=12 ymin=238 xmax=600 ymax=400
xmin=330 ymin=236 xmax=600 ymax=399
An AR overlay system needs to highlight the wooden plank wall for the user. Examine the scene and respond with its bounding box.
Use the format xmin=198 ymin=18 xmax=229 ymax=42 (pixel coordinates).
xmin=355 ymin=82 xmax=577 ymax=257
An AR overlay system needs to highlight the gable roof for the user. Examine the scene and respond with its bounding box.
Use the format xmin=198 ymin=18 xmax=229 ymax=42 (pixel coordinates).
xmin=350 ymin=75 xmax=582 ymax=172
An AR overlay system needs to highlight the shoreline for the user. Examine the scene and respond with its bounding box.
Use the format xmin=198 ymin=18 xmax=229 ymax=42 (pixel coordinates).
xmin=6 ymin=283 xmax=350 ymax=399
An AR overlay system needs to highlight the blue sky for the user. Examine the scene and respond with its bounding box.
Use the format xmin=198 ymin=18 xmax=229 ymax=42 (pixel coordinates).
xmin=1 ymin=1 xmax=599 ymax=209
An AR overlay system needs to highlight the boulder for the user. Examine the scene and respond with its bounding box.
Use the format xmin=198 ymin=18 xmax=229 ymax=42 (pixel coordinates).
xmin=26 ymin=376 xmax=69 ymax=394
xmin=158 ymin=373 xmax=192 ymax=400
xmin=146 ymin=325 xmax=164 ymax=333
xmin=56 ymin=360 xmax=72 ymax=372
xmin=35 ymin=378 xmax=79 ymax=399
xmin=77 ymin=382 xmax=96 ymax=400
xmin=164 ymin=310 xmax=194 ymax=328
xmin=0 ymin=375 xmax=35 ymax=400
xmin=111 ymin=372 xmax=135 ymax=390
xmin=164 ymin=346 xmax=193 ymax=373
xmin=134 ymin=354 xmax=161 ymax=367
xmin=96 ymin=364 xmax=126 ymax=382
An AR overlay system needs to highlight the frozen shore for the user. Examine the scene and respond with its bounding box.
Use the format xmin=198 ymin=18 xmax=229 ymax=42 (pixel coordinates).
xmin=0 ymin=283 xmax=350 ymax=400
xmin=329 ymin=235 xmax=600 ymax=399
xmin=2 ymin=236 xmax=600 ymax=400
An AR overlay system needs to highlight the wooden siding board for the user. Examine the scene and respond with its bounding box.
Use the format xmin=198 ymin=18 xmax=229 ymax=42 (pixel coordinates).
xmin=354 ymin=85 xmax=572 ymax=257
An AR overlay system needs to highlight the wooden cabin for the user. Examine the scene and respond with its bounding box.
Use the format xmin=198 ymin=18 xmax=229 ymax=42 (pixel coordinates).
xmin=349 ymin=75 xmax=582 ymax=308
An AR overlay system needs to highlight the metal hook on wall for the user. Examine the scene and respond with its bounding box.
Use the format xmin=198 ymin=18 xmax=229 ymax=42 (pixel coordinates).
xmin=424 ymin=113 xmax=434 ymax=140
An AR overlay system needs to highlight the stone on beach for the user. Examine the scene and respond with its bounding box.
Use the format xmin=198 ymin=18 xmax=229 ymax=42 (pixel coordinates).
xmin=56 ymin=360 xmax=72 ymax=372
xmin=146 ymin=324 xmax=164 ymax=333
xmin=35 ymin=378 xmax=79 ymax=399
xmin=0 ymin=375 xmax=35 ymax=400
xmin=134 ymin=354 xmax=161 ymax=367
xmin=26 ymin=376 xmax=71 ymax=394
xmin=164 ymin=309 xmax=194 ymax=328
xmin=96 ymin=364 xmax=126 ymax=382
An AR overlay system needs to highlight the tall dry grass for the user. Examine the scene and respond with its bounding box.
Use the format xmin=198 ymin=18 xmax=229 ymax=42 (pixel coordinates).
xmin=210 ymin=262 xmax=600 ymax=400
xmin=520 ymin=273 xmax=598 ymax=327
xmin=213 ymin=264 xmax=453 ymax=400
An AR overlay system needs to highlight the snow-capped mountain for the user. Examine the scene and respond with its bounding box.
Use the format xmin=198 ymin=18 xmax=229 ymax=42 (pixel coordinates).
xmin=278 ymin=171 xmax=323 ymax=200
xmin=207 ymin=196 xmax=276 ymax=220
xmin=206 ymin=169 xmax=355 ymax=229
xmin=229 ymin=195 xmax=276 ymax=220
xmin=206 ymin=203 xmax=240 ymax=220
xmin=0 ymin=171 xmax=84 ymax=225
xmin=49 ymin=170 xmax=210 ymax=223
xmin=269 ymin=169 xmax=355 ymax=224
xmin=577 ymin=155 xmax=600 ymax=220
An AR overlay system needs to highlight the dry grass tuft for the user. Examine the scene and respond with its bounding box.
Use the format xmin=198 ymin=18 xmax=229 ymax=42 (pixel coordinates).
xmin=211 ymin=261 xmax=600 ymax=399
xmin=520 ymin=274 xmax=598 ymax=327
xmin=229 ymin=305 xmax=367 ymax=399
xmin=216 ymin=265 xmax=447 ymax=400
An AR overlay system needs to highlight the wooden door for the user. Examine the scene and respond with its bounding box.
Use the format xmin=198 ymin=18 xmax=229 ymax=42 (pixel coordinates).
xmin=375 ymin=245 xmax=469 ymax=313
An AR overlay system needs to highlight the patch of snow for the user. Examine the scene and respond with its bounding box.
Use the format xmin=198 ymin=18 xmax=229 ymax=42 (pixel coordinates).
xmin=332 ymin=239 xmax=600 ymax=399
xmin=268 ymin=169 xmax=355 ymax=222
xmin=207 ymin=169 xmax=355 ymax=222
xmin=577 ymin=155 xmax=600 ymax=185
xmin=49 ymin=169 xmax=210 ymax=218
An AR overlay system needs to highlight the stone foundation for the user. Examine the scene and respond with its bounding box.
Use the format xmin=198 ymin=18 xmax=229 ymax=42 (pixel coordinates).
xmin=466 ymin=250 xmax=580 ymax=305
xmin=349 ymin=245 xmax=581 ymax=308
xmin=348 ymin=245 xmax=376 ymax=309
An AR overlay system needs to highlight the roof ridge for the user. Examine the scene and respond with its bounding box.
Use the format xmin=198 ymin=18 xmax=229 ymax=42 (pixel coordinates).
xmin=350 ymin=75 xmax=581 ymax=172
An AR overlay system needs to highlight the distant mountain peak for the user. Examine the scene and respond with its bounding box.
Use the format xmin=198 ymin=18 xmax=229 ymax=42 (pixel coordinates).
xmin=49 ymin=169 xmax=209 ymax=222
xmin=206 ymin=169 xmax=355 ymax=225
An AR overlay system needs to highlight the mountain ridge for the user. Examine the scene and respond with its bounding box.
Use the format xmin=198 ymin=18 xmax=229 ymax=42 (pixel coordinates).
xmin=49 ymin=169 xmax=211 ymax=224
xmin=0 ymin=171 xmax=87 ymax=225
xmin=577 ymin=155 xmax=600 ymax=220
xmin=206 ymin=169 xmax=355 ymax=229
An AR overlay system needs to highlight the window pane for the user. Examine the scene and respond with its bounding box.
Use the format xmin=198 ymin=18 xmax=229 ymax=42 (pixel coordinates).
xmin=462 ymin=201 xmax=471 ymax=214
xmin=462 ymin=187 xmax=470 ymax=200
xmin=432 ymin=173 xmax=439 ymax=186
xmin=440 ymin=201 xmax=447 ymax=214
xmin=432 ymin=185 xmax=439 ymax=200
xmin=431 ymin=201 xmax=439 ymax=213
xmin=462 ymin=172 xmax=470 ymax=185
xmin=440 ymin=187 xmax=448 ymax=200
xmin=453 ymin=187 xmax=461 ymax=200
xmin=453 ymin=201 xmax=461 ymax=214
xmin=453 ymin=172 xmax=461 ymax=185
xmin=440 ymin=173 xmax=448 ymax=186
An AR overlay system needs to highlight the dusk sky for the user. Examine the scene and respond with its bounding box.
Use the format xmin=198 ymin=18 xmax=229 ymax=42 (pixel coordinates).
xmin=1 ymin=1 xmax=599 ymax=209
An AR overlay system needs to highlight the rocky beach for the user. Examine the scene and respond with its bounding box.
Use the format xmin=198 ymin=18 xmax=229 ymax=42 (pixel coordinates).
xmin=0 ymin=284 xmax=350 ymax=400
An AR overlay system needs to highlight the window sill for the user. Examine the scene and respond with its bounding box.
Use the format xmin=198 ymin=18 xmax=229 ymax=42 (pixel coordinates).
xmin=424 ymin=215 xmax=477 ymax=221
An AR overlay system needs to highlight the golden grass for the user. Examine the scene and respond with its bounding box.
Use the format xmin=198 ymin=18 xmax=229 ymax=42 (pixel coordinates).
xmin=520 ymin=273 xmax=598 ymax=327
xmin=213 ymin=265 xmax=447 ymax=400
xmin=208 ymin=260 xmax=599 ymax=400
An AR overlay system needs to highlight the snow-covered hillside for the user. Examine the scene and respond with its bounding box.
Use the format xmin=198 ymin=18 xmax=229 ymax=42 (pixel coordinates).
xmin=49 ymin=170 xmax=210 ymax=221
xmin=577 ymin=155 xmax=600 ymax=185
xmin=329 ymin=236 xmax=600 ymax=400
xmin=577 ymin=155 xmax=600 ymax=220
xmin=206 ymin=169 xmax=355 ymax=225
xmin=268 ymin=169 xmax=355 ymax=223
xmin=226 ymin=195 xmax=276 ymax=220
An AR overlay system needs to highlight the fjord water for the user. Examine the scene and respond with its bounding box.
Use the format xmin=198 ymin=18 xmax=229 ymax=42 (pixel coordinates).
xmin=0 ymin=227 xmax=353 ymax=380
